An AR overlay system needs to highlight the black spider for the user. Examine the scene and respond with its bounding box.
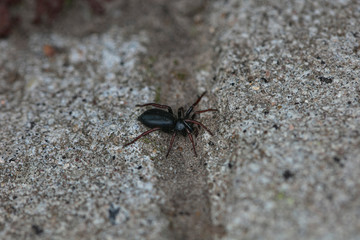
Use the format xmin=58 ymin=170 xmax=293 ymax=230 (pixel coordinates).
xmin=124 ymin=92 xmax=217 ymax=157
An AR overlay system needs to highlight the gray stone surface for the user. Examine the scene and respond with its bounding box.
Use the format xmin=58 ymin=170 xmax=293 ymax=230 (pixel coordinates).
xmin=1 ymin=0 xmax=359 ymax=239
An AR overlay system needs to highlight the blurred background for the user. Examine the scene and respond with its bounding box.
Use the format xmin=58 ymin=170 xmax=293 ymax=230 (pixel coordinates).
xmin=1 ymin=1 xmax=360 ymax=239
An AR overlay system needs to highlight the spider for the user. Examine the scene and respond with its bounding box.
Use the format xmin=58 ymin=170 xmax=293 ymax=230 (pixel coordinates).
xmin=124 ymin=92 xmax=217 ymax=157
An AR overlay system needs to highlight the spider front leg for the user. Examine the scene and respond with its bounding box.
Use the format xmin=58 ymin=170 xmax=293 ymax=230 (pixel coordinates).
xmin=136 ymin=103 xmax=173 ymax=114
xmin=186 ymin=128 xmax=197 ymax=157
xmin=178 ymin=107 xmax=185 ymax=119
xmin=191 ymin=108 xmax=218 ymax=119
xmin=184 ymin=119 xmax=214 ymax=136
xmin=185 ymin=92 xmax=207 ymax=117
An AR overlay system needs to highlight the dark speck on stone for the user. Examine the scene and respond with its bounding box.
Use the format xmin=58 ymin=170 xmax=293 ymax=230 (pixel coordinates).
xmin=319 ymin=76 xmax=333 ymax=84
xmin=108 ymin=204 xmax=120 ymax=225
xmin=261 ymin=77 xmax=269 ymax=83
xmin=137 ymin=166 xmax=142 ymax=170
xmin=273 ymin=124 xmax=280 ymax=130
xmin=283 ymin=170 xmax=294 ymax=180
xmin=228 ymin=163 xmax=233 ymax=169
xmin=32 ymin=225 xmax=43 ymax=235
xmin=333 ymin=156 xmax=344 ymax=167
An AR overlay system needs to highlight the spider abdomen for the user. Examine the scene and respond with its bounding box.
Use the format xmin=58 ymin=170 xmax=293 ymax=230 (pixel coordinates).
xmin=138 ymin=109 xmax=176 ymax=132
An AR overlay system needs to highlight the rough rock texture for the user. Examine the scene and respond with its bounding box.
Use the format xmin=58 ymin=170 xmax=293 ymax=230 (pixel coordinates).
xmin=1 ymin=0 xmax=359 ymax=239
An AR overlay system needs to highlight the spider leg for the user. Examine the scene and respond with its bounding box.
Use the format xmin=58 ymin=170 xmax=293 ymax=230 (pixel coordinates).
xmin=186 ymin=128 xmax=197 ymax=157
xmin=166 ymin=132 xmax=177 ymax=158
xmin=183 ymin=120 xmax=192 ymax=130
xmin=178 ymin=107 xmax=185 ymax=119
xmin=185 ymin=92 xmax=207 ymax=117
xmin=191 ymin=108 xmax=218 ymax=119
xmin=136 ymin=103 xmax=173 ymax=114
xmin=184 ymin=119 xmax=213 ymax=136
xmin=124 ymin=127 xmax=161 ymax=147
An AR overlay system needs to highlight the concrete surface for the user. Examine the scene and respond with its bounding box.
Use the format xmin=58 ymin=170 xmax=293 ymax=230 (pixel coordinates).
xmin=0 ymin=0 xmax=359 ymax=239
